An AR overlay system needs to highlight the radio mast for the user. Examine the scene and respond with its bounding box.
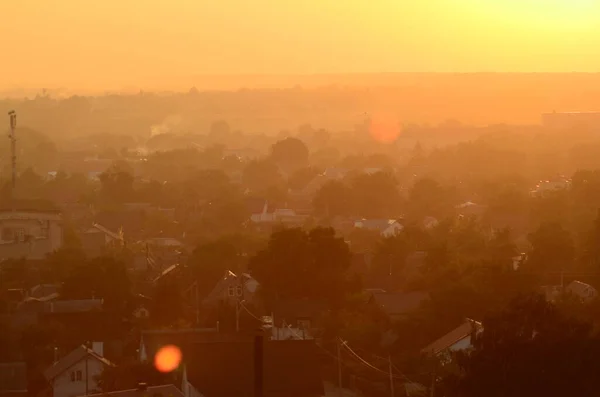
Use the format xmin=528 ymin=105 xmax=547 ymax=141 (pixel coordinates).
xmin=8 ymin=110 xmax=16 ymax=189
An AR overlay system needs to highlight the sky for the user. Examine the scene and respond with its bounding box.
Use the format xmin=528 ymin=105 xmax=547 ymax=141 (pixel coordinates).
xmin=1 ymin=0 xmax=600 ymax=90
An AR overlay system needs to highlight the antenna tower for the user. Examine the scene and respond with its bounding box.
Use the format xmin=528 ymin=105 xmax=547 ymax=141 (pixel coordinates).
xmin=8 ymin=110 xmax=16 ymax=189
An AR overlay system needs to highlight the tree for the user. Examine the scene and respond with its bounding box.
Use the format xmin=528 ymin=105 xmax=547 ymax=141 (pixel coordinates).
xmin=349 ymin=172 xmax=402 ymax=218
xmin=249 ymin=227 xmax=353 ymax=305
xmin=61 ymin=256 xmax=132 ymax=317
xmin=188 ymin=238 xmax=248 ymax=296
xmin=149 ymin=278 xmax=186 ymax=328
xmin=582 ymin=209 xmax=600 ymax=269
xmin=313 ymin=180 xmax=352 ymax=218
xmin=270 ymin=137 xmax=309 ymax=172
xmin=242 ymin=159 xmax=285 ymax=194
xmin=527 ymin=222 xmax=574 ymax=272
xmin=99 ymin=162 xmax=135 ymax=203
xmin=288 ymin=166 xmax=321 ymax=191
xmin=407 ymin=177 xmax=452 ymax=221
xmin=440 ymin=294 xmax=600 ymax=397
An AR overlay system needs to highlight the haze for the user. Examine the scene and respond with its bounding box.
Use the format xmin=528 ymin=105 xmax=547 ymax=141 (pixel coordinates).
xmin=3 ymin=0 xmax=600 ymax=91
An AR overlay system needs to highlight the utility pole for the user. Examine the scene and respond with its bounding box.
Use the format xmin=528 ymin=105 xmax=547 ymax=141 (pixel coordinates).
xmin=337 ymin=340 xmax=343 ymax=397
xmin=388 ymin=354 xmax=395 ymax=397
xmin=8 ymin=111 xmax=17 ymax=190
xmin=235 ymin=299 xmax=240 ymax=332
xmin=85 ymin=342 xmax=89 ymax=396
xmin=253 ymin=333 xmax=264 ymax=397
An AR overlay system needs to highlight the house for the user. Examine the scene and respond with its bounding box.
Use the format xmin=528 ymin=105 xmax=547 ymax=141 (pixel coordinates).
xmin=44 ymin=344 xmax=114 ymax=397
xmin=146 ymin=238 xmax=184 ymax=249
xmin=184 ymin=339 xmax=324 ymax=397
xmin=80 ymin=223 xmax=124 ymax=257
xmin=421 ymin=319 xmax=483 ymax=356
xmin=566 ymin=280 xmax=598 ymax=302
xmin=250 ymin=201 xmax=308 ymax=225
xmin=0 ymin=199 xmax=63 ymax=260
xmin=422 ymin=216 xmax=439 ymax=230
xmin=455 ymin=201 xmax=486 ymax=218
xmin=202 ymin=270 xmax=259 ymax=307
xmin=0 ymin=362 xmax=27 ymax=397
xmin=541 ymin=280 xmax=598 ymax=303
xmin=270 ymin=299 xmax=326 ymax=340
xmin=354 ymin=219 xmax=403 ymax=238
xmin=368 ymin=291 xmax=429 ymax=320
xmin=81 ymin=384 xmax=184 ymax=397
xmin=45 ymin=299 xmax=104 ymax=314
xmin=29 ymin=284 xmax=60 ymax=299
xmin=529 ymin=177 xmax=571 ymax=198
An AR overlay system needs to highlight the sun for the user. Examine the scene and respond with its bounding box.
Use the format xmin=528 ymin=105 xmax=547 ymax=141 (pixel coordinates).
xmin=464 ymin=0 xmax=599 ymax=30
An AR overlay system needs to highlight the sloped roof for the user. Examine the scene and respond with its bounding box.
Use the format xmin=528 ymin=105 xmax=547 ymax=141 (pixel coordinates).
xmin=29 ymin=284 xmax=60 ymax=299
xmin=44 ymin=299 xmax=103 ymax=313
xmin=421 ymin=319 xmax=482 ymax=355
xmin=356 ymin=219 xmax=399 ymax=232
xmin=0 ymin=362 xmax=27 ymax=393
xmin=81 ymin=384 xmax=183 ymax=397
xmin=44 ymin=345 xmax=113 ymax=381
xmin=186 ymin=339 xmax=324 ymax=397
xmin=90 ymin=223 xmax=123 ymax=241
xmin=202 ymin=270 xmax=259 ymax=305
xmin=370 ymin=291 xmax=429 ymax=316
xmin=567 ymin=280 xmax=597 ymax=298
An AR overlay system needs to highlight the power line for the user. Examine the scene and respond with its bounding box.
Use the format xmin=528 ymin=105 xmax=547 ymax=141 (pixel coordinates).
xmin=340 ymin=339 xmax=406 ymax=380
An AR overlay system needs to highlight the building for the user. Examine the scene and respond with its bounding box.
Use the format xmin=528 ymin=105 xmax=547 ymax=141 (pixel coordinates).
xmin=421 ymin=319 xmax=483 ymax=357
xmin=44 ymin=344 xmax=113 ymax=397
xmin=0 ymin=200 xmax=63 ymax=260
xmin=354 ymin=219 xmax=404 ymax=238
xmin=0 ymin=362 xmax=27 ymax=397
xmin=81 ymin=384 xmax=184 ymax=397
xmin=184 ymin=339 xmax=324 ymax=397
xmin=202 ymin=271 xmax=260 ymax=307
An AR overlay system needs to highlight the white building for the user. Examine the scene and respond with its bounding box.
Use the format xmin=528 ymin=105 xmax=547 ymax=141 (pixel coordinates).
xmin=0 ymin=203 xmax=63 ymax=260
xmin=44 ymin=344 xmax=113 ymax=397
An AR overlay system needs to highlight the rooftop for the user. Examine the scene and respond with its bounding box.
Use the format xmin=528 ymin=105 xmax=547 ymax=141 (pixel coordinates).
xmin=44 ymin=345 xmax=113 ymax=381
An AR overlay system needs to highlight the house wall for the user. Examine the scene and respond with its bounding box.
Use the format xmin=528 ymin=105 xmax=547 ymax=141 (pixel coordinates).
xmin=0 ymin=212 xmax=63 ymax=259
xmin=0 ymin=238 xmax=55 ymax=260
xmin=448 ymin=336 xmax=472 ymax=352
xmin=52 ymin=359 xmax=105 ymax=397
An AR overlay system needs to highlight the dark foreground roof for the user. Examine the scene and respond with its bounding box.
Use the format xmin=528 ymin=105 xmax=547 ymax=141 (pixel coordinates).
xmin=0 ymin=362 xmax=27 ymax=394
xmin=81 ymin=384 xmax=183 ymax=397
xmin=186 ymin=339 xmax=323 ymax=397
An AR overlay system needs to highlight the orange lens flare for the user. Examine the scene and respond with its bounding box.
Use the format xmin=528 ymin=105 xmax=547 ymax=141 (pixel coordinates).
xmin=154 ymin=345 xmax=182 ymax=373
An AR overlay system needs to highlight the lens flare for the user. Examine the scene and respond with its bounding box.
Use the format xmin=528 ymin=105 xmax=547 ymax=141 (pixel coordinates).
xmin=154 ymin=345 xmax=182 ymax=373
xmin=369 ymin=112 xmax=401 ymax=144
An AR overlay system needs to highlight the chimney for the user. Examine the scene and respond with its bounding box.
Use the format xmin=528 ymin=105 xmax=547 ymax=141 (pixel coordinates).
xmin=92 ymin=341 xmax=103 ymax=357
xmin=138 ymin=383 xmax=148 ymax=392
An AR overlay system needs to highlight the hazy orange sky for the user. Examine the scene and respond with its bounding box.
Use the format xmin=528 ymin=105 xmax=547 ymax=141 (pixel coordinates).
xmin=2 ymin=0 xmax=600 ymax=90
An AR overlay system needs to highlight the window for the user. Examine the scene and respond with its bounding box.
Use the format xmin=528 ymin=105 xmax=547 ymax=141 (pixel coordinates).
xmin=70 ymin=372 xmax=75 ymax=382
xmin=76 ymin=370 xmax=82 ymax=381
xmin=227 ymin=286 xmax=235 ymax=297
xmin=236 ymin=285 xmax=243 ymax=297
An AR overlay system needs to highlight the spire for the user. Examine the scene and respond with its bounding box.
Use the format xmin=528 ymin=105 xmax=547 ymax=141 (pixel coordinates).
xmin=181 ymin=364 xmax=189 ymax=397
xmin=139 ymin=335 xmax=147 ymax=362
